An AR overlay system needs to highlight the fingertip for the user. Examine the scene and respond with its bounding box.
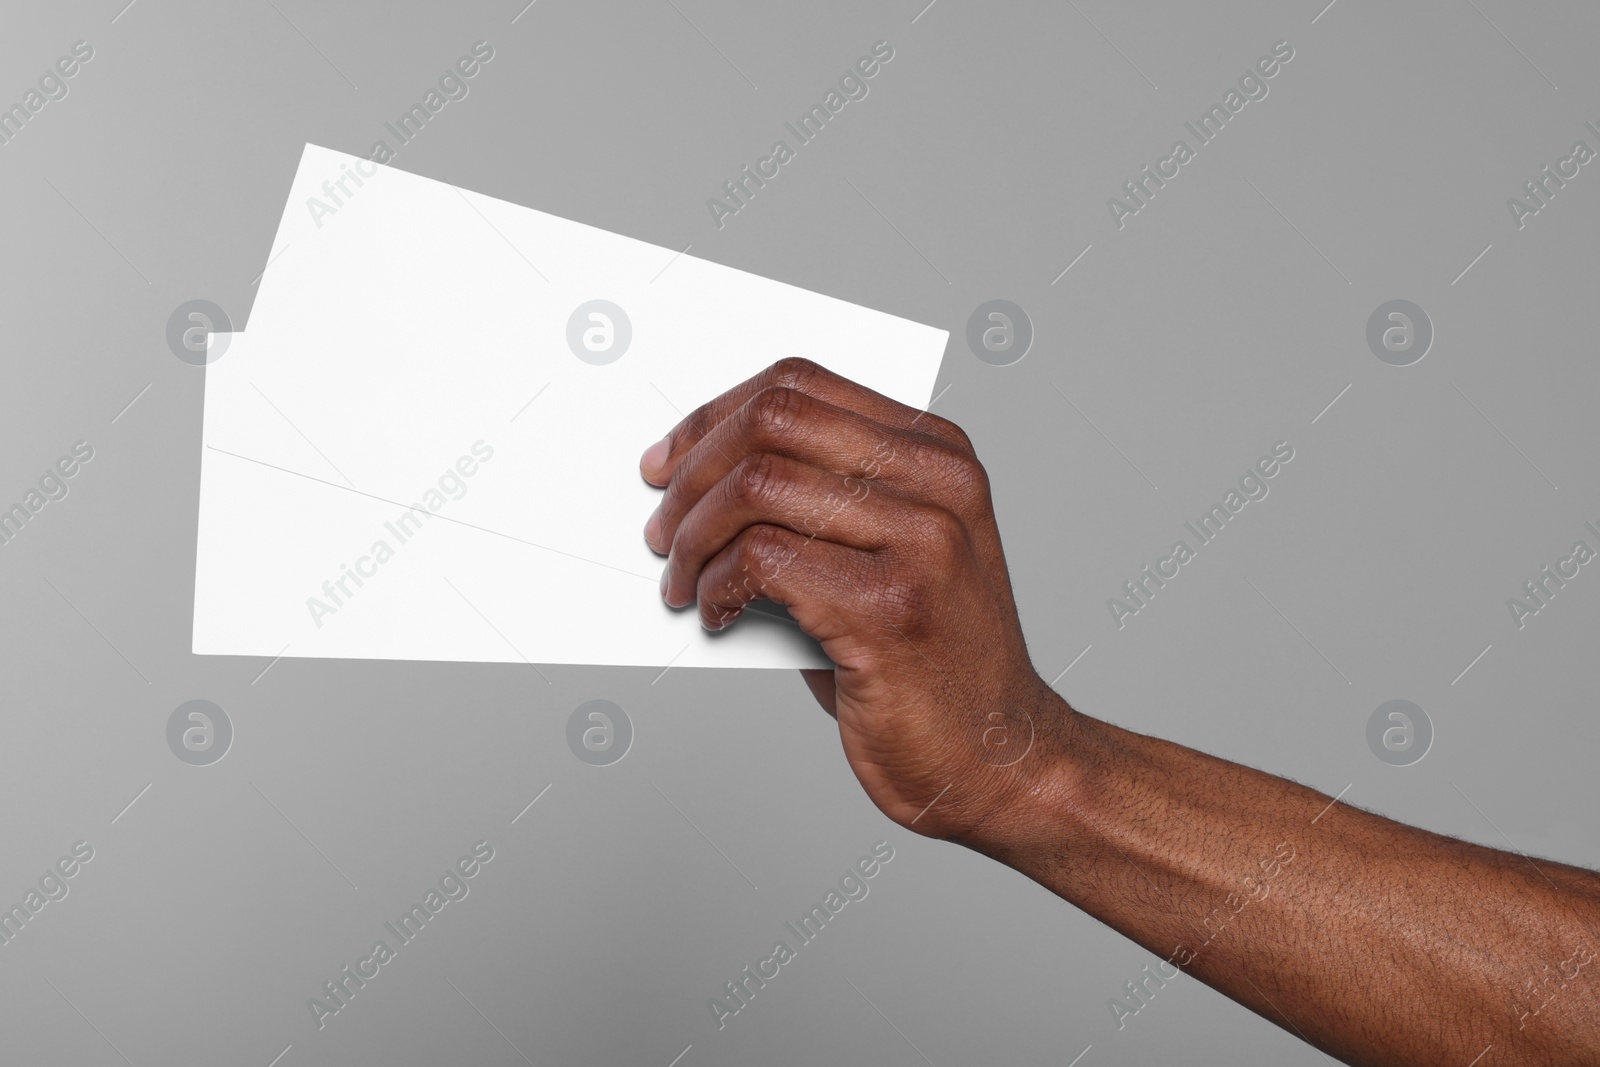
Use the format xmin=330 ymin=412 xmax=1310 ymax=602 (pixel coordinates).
xmin=640 ymin=437 xmax=670 ymax=483
xmin=643 ymin=506 xmax=664 ymax=553
xmin=703 ymin=605 xmax=743 ymax=631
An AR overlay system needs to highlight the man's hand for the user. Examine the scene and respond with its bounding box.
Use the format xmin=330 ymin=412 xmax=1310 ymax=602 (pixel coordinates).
xmin=640 ymin=358 xmax=1600 ymax=1067
xmin=639 ymin=357 xmax=1059 ymax=842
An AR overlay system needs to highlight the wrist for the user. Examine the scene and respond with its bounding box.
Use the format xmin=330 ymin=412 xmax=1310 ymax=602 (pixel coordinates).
xmin=948 ymin=682 xmax=1103 ymax=864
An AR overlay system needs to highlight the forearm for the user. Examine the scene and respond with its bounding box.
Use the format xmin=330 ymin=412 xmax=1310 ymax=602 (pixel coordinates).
xmin=970 ymin=688 xmax=1600 ymax=1066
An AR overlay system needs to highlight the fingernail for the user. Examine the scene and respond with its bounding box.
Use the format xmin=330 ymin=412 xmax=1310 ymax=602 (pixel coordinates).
xmin=644 ymin=506 xmax=662 ymax=551
xmin=659 ymin=563 xmax=671 ymax=602
xmin=641 ymin=437 xmax=670 ymax=476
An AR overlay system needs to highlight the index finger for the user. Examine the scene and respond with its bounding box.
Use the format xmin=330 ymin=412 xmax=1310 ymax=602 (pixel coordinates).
xmin=639 ymin=357 xmax=966 ymax=485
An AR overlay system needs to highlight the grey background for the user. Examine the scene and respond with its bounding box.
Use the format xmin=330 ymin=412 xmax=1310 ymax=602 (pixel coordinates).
xmin=2 ymin=1 xmax=1596 ymax=1064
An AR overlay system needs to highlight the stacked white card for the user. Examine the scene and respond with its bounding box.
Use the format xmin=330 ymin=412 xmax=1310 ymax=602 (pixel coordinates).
xmin=193 ymin=143 xmax=947 ymax=668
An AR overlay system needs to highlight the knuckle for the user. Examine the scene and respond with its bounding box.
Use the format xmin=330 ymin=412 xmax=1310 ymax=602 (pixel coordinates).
xmin=907 ymin=504 xmax=967 ymax=556
xmin=872 ymin=574 xmax=928 ymax=631
xmin=735 ymin=523 xmax=793 ymax=583
xmin=768 ymin=357 xmax=822 ymax=392
xmin=939 ymin=450 xmax=992 ymax=513
xmin=740 ymin=522 xmax=786 ymax=565
xmin=746 ymin=386 xmax=807 ymax=436
xmin=729 ymin=452 xmax=785 ymax=506
xmin=898 ymin=438 xmax=989 ymax=516
xmin=922 ymin=413 xmax=974 ymax=453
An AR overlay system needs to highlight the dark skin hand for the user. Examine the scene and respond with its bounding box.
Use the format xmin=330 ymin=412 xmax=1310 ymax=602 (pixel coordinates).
xmin=640 ymin=357 xmax=1600 ymax=1067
